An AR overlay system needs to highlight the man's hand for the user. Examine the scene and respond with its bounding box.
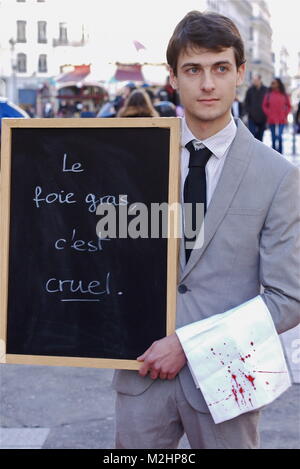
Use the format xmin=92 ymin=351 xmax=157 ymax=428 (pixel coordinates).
xmin=137 ymin=333 xmax=187 ymax=380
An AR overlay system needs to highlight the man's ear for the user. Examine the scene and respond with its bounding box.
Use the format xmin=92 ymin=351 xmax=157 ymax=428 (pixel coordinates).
xmin=169 ymin=67 xmax=178 ymax=90
xmin=237 ymin=62 xmax=246 ymax=87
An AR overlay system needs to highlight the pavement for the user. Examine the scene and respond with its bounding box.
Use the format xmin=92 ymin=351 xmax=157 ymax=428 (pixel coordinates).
xmin=0 ymin=365 xmax=299 ymax=450
xmin=263 ymin=125 xmax=300 ymax=167
xmin=0 ymin=126 xmax=299 ymax=450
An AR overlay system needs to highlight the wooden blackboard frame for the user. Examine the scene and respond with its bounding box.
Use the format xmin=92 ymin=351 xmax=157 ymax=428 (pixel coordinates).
xmin=0 ymin=117 xmax=181 ymax=370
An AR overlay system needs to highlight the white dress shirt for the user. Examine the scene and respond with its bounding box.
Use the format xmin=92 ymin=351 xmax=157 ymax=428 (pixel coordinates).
xmin=181 ymin=116 xmax=237 ymax=207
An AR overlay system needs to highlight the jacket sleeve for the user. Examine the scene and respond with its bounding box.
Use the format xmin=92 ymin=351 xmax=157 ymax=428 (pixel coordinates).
xmin=259 ymin=164 xmax=300 ymax=334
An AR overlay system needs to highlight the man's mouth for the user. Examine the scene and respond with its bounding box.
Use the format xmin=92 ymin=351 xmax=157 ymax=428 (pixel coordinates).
xmin=198 ymin=98 xmax=219 ymax=103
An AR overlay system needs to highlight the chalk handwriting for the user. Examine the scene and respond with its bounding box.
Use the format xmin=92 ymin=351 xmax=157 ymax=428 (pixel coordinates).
xmin=85 ymin=193 xmax=128 ymax=213
xmin=45 ymin=272 xmax=111 ymax=301
xmin=54 ymin=228 xmax=110 ymax=252
xmin=33 ymin=186 xmax=76 ymax=208
xmin=62 ymin=153 xmax=84 ymax=173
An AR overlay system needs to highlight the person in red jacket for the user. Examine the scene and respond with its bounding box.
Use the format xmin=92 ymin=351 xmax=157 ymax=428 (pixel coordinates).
xmin=262 ymin=78 xmax=291 ymax=154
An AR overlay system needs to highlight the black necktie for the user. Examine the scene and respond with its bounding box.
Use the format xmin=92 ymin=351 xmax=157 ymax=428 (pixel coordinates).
xmin=184 ymin=141 xmax=212 ymax=262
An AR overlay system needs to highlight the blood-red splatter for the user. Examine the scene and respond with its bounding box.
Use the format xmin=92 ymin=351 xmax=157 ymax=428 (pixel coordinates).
xmin=208 ymin=341 xmax=282 ymax=410
xmin=231 ymin=374 xmax=238 ymax=386
xmin=240 ymin=353 xmax=251 ymax=362
xmin=244 ymin=374 xmax=256 ymax=389
xmin=232 ymin=386 xmax=240 ymax=407
xmin=238 ymin=386 xmax=246 ymax=405
xmin=208 ymin=393 xmax=232 ymax=407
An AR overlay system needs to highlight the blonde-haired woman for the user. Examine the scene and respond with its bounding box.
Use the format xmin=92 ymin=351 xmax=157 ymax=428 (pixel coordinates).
xmin=117 ymin=89 xmax=159 ymax=118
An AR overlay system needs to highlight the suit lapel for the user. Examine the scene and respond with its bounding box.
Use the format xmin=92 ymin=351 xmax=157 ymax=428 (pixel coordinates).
xmin=179 ymin=119 xmax=255 ymax=282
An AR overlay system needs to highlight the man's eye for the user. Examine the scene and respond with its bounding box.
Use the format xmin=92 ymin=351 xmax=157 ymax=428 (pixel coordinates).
xmin=187 ymin=67 xmax=199 ymax=74
xmin=217 ymin=65 xmax=228 ymax=73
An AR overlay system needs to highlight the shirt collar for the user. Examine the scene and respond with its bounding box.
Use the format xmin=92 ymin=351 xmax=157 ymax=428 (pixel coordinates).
xmin=181 ymin=116 xmax=237 ymax=159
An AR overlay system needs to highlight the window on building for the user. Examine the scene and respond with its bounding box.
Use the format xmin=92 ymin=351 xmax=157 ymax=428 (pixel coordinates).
xmin=271 ymin=52 xmax=276 ymax=64
xmin=17 ymin=20 xmax=26 ymax=43
xmin=17 ymin=53 xmax=27 ymax=72
xmin=38 ymin=54 xmax=47 ymax=73
xmin=38 ymin=21 xmax=47 ymax=43
xmin=59 ymin=22 xmax=68 ymax=44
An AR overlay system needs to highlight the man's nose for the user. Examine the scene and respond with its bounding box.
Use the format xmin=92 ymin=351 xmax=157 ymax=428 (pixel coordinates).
xmin=201 ymin=71 xmax=216 ymax=92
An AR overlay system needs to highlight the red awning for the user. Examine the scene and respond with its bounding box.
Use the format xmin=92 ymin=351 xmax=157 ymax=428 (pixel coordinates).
xmin=114 ymin=63 xmax=144 ymax=82
xmin=57 ymin=65 xmax=90 ymax=83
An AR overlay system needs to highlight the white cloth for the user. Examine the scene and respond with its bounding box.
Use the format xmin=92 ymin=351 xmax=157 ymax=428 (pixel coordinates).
xmin=176 ymin=296 xmax=291 ymax=424
xmin=181 ymin=116 xmax=237 ymax=207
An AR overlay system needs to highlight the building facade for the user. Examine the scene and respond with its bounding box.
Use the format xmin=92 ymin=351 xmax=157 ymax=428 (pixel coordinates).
xmin=0 ymin=0 xmax=89 ymax=110
xmin=249 ymin=0 xmax=274 ymax=87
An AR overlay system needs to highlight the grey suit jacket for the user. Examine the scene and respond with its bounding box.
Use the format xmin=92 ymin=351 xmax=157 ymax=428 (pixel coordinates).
xmin=112 ymin=119 xmax=300 ymax=413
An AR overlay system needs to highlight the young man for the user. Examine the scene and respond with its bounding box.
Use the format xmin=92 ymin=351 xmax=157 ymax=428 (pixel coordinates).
xmin=112 ymin=11 xmax=300 ymax=449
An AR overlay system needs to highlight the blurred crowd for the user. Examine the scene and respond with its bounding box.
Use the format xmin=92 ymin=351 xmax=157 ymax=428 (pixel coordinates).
xmin=236 ymin=75 xmax=299 ymax=155
xmin=36 ymin=78 xmax=182 ymax=121
xmin=54 ymin=74 xmax=300 ymax=155
xmin=1 ymin=74 xmax=300 ymax=155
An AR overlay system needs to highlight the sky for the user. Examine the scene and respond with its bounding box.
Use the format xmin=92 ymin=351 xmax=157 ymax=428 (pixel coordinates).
xmin=83 ymin=0 xmax=208 ymax=64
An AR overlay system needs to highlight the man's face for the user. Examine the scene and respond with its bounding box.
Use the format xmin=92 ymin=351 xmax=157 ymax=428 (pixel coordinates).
xmin=169 ymin=46 xmax=245 ymax=131
xmin=252 ymin=75 xmax=261 ymax=87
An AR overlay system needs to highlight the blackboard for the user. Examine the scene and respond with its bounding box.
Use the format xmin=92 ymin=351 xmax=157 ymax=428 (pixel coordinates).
xmin=0 ymin=118 xmax=180 ymax=369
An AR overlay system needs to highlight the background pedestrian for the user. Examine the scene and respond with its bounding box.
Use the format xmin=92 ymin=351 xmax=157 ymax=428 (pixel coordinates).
xmin=244 ymin=74 xmax=268 ymax=141
xmin=114 ymin=82 xmax=136 ymax=114
xmin=231 ymin=93 xmax=244 ymax=119
xmin=80 ymin=104 xmax=95 ymax=118
xmin=262 ymin=77 xmax=291 ymax=153
xmin=295 ymin=100 xmax=300 ymax=134
xmin=117 ymin=89 xmax=159 ymax=117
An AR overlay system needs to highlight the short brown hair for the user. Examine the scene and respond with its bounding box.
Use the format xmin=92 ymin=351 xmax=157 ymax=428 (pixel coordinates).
xmin=166 ymin=10 xmax=245 ymax=74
